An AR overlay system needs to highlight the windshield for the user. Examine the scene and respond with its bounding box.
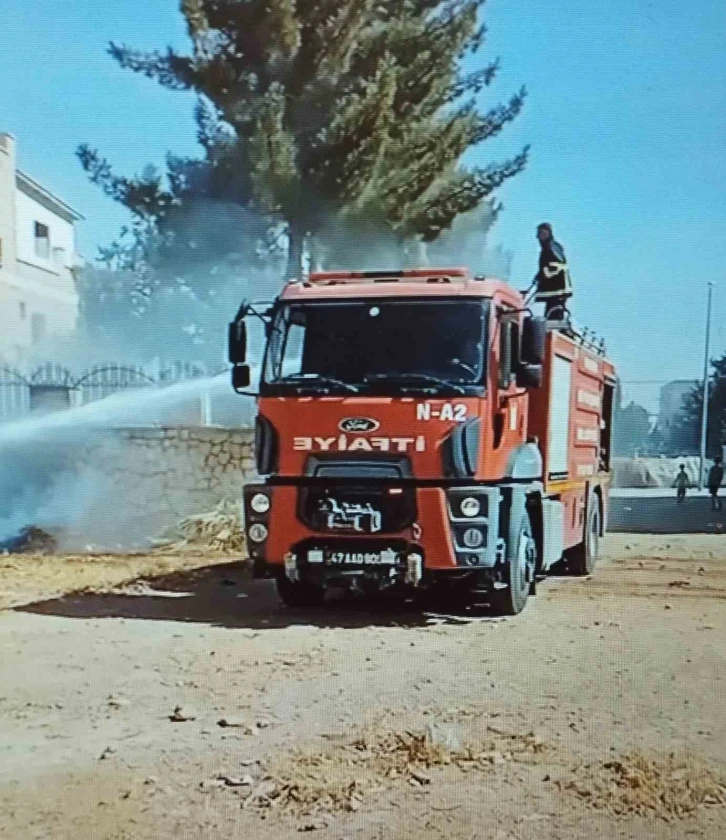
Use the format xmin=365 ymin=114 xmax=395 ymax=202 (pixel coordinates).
xmin=261 ymin=299 xmax=488 ymax=395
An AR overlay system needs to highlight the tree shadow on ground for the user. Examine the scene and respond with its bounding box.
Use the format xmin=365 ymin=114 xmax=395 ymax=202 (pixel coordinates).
xmin=17 ymin=562 xmax=515 ymax=631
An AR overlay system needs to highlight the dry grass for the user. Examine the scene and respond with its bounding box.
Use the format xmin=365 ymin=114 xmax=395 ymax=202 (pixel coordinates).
xmin=252 ymin=726 xmax=548 ymax=816
xmin=0 ymin=551 xmax=230 ymax=611
xmin=558 ymin=752 xmax=726 ymax=820
xmin=155 ymin=499 xmax=245 ymax=554
xmin=0 ymin=500 xmax=245 ymax=610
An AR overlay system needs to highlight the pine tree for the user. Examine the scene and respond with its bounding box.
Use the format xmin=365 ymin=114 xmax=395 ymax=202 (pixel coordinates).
xmin=82 ymin=0 xmax=528 ymax=279
xmin=332 ymin=1 xmax=528 ymax=247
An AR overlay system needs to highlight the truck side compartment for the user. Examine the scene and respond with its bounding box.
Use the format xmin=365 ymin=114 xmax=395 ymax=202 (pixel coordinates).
xmin=527 ymin=329 xmax=615 ymax=570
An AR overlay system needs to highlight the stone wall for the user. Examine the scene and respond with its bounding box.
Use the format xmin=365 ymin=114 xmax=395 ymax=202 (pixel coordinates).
xmin=83 ymin=427 xmax=257 ymax=542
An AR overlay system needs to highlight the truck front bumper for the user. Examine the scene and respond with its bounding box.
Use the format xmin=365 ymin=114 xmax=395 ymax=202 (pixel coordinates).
xmin=242 ymin=482 xmax=506 ymax=580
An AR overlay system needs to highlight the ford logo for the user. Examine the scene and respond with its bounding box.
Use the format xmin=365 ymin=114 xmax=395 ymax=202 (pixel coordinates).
xmin=339 ymin=417 xmax=380 ymax=434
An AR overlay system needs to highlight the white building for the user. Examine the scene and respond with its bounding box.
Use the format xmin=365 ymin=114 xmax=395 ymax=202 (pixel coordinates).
xmin=0 ymin=132 xmax=83 ymax=366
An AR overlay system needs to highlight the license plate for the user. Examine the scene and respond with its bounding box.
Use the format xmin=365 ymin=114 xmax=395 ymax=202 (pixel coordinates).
xmin=308 ymin=548 xmax=399 ymax=566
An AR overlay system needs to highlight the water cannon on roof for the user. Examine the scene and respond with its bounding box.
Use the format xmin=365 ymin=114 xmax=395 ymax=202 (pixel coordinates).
xmin=554 ymin=320 xmax=607 ymax=357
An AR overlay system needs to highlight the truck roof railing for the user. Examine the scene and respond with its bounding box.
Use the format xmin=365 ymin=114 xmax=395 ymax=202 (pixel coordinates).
xmin=303 ymin=268 xmax=471 ymax=286
xmin=556 ymin=320 xmax=607 ymax=357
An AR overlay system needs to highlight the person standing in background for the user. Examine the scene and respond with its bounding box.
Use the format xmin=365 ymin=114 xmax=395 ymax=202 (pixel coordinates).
xmin=673 ymin=464 xmax=690 ymax=505
xmin=708 ymin=456 xmax=724 ymax=511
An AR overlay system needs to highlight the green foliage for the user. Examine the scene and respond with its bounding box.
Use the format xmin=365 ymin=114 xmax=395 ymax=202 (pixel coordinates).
xmin=670 ymin=355 xmax=726 ymax=456
xmin=82 ymin=0 xmax=527 ymax=279
xmin=78 ymin=0 xmax=528 ymax=359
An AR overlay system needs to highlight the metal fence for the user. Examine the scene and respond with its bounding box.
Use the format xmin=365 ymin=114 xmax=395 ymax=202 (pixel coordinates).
xmin=0 ymin=362 xmax=221 ymax=424
xmin=75 ymin=365 xmax=156 ymax=405
xmin=0 ymin=366 xmax=31 ymax=421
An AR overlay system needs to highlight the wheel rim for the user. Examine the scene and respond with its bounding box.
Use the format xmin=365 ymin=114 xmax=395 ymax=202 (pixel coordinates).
xmin=589 ymin=509 xmax=600 ymax=564
xmin=518 ymin=532 xmax=536 ymax=590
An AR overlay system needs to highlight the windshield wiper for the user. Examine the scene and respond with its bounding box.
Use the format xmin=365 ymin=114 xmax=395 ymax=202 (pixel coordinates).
xmin=278 ymin=373 xmax=360 ymax=393
xmin=364 ymin=372 xmax=466 ymax=395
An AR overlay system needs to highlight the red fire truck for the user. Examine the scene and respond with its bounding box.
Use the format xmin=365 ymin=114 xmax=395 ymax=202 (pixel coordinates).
xmin=229 ymin=267 xmax=617 ymax=614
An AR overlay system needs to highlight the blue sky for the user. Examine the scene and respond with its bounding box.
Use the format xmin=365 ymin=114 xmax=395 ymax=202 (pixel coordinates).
xmin=2 ymin=0 xmax=725 ymax=402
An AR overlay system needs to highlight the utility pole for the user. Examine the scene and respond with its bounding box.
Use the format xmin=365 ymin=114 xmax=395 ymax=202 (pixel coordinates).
xmin=698 ymin=282 xmax=714 ymax=490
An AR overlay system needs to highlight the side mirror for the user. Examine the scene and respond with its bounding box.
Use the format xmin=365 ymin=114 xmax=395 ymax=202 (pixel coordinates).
xmin=231 ymin=364 xmax=251 ymax=392
xmin=516 ymin=363 xmax=543 ymax=389
xmin=228 ymin=319 xmax=247 ymax=364
xmin=521 ymin=316 xmax=547 ymax=366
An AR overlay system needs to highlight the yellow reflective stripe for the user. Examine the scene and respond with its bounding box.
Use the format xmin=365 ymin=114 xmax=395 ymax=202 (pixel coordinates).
xmin=545 ymin=476 xmax=611 ymax=494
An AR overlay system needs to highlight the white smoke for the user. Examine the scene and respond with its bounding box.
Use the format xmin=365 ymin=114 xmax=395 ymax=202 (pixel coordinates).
xmin=312 ymin=204 xmax=513 ymax=278
xmin=0 ymin=460 xmax=116 ymax=548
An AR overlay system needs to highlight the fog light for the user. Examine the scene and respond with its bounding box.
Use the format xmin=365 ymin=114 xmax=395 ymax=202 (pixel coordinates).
xmin=248 ymin=523 xmax=269 ymax=543
xmin=462 ymin=527 xmax=484 ymax=549
xmin=460 ymin=497 xmax=481 ymax=518
xmin=250 ymin=493 xmax=271 ymax=514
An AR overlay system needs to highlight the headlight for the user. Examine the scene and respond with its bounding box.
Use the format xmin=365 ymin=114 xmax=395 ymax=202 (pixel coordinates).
xmin=462 ymin=527 xmax=484 ymax=549
xmin=248 ymin=523 xmax=269 ymax=543
xmin=460 ymin=497 xmax=481 ymax=518
xmin=250 ymin=493 xmax=271 ymax=514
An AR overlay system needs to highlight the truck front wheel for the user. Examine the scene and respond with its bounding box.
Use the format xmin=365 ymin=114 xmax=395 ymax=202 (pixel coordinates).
xmin=275 ymin=575 xmax=326 ymax=609
xmin=568 ymin=496 xmax=601 ymax=576
xmin=494 ymin=514 xmax=536 ymax=616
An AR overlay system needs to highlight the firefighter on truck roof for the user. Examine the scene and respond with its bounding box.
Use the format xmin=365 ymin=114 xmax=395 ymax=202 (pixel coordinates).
xmin=534 ymin=222 xmax=573 ymax=321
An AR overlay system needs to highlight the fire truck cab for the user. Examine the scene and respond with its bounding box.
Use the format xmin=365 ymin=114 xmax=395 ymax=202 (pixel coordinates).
xmin=230 ymin=267 xmax=616 ymax=615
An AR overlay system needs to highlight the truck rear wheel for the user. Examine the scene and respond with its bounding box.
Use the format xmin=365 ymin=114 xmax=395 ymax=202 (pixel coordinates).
xmin=275 ymin=575 xmax=326 ymax=609
xmin=568 ymin=496 xmax=601 ymax=576
xmin=494 ymin=514 xmax=536 ymax=616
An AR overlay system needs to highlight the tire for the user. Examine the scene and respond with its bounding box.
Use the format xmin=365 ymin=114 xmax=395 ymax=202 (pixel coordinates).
xmin=494 ymin=513 xmax=536 ymax=616
xmin=568 ymin=495 xmax=601 ymax=576
xmin=275 ymin=574 xmax=326 ymax=608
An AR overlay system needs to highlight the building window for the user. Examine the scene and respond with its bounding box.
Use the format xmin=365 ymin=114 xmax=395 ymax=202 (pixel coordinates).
xmin=18 ymin=301 xmax=26 ymax=320
xmin=31 ymin=312 xmax=47 ymax=344
xmin=34 ymin=222 xmax=50 ymax=259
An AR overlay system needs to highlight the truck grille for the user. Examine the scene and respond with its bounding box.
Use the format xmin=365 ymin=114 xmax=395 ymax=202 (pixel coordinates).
xmin=298 ymin=486 xmax=417 ymax=535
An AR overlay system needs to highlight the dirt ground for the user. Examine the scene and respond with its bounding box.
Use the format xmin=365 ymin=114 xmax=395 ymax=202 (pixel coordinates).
xmin=1 ymin=534 xmax=725 ymax=840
